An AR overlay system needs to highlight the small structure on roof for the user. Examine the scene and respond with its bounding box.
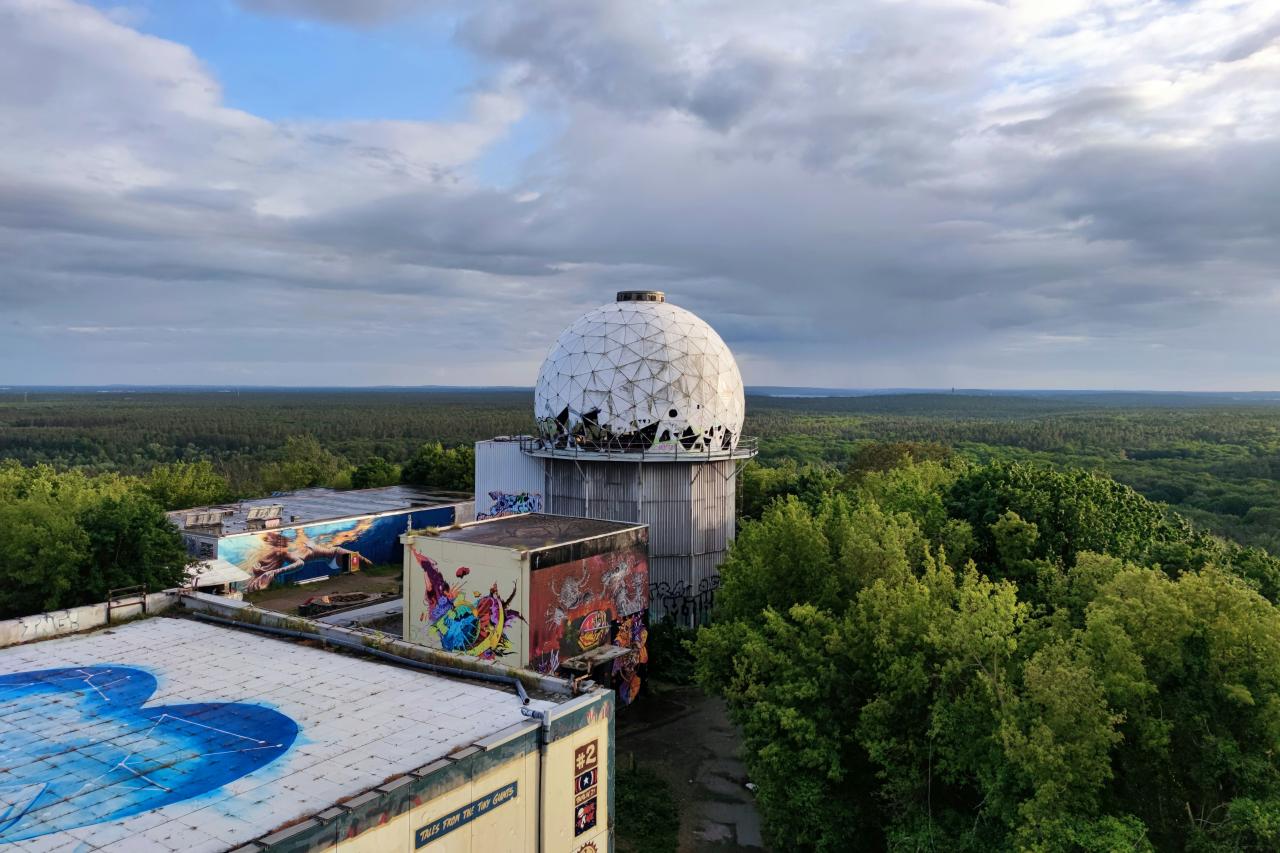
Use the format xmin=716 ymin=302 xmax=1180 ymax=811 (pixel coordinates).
xmin=402 ymin=512 xmax=650 ymax=704
xmin=185 ymin=557 xmax=251 ymax=598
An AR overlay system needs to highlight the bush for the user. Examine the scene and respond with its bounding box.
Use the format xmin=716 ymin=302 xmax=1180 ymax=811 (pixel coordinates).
xmin=616 ymin=764 xmax=679 ymax=853
xmin=644 ymin=617 xmax=697 ymax=685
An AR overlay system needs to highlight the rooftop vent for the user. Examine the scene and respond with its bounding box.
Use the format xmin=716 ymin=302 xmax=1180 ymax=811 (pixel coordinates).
xmin=616 ymin=290 xmax=665 ymax=303
xmin=246 ymin=504 xmax=284 ymax=521
xmin=183 ymin=509 xmax=233 ymax=531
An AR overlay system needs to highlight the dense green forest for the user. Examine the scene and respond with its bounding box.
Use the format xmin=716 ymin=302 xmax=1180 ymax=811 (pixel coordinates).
xmin=6 ymin=388 xmax=1280 ymax=847
xmin=696 ymin=457 xmax=1280 ymax=851
xmin=3 ymin=389 xmax=1279 ymax=554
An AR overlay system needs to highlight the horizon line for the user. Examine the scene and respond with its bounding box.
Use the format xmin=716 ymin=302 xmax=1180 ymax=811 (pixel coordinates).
xmin=3 ymin=384 xmax=1280 ymax=396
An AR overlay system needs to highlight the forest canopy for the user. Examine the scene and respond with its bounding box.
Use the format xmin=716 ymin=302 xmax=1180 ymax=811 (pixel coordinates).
xmin=696 ymin=456 xmax=1280 ymax=852
xmin=4 ymin=389 xmax=1279 ymax=554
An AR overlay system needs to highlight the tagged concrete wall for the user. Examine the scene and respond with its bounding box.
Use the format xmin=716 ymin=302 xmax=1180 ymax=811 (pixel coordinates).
xmin=0 ymin=592 xmax=178 ymax=649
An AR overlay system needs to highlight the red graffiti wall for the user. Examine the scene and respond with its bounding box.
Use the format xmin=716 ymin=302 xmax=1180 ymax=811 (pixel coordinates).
xmin=529 ymin=545 xmax=648 ymax=703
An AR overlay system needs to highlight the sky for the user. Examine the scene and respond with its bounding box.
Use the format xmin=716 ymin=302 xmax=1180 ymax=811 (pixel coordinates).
xmin=1 ymin=0 xmax=1278 ymax=390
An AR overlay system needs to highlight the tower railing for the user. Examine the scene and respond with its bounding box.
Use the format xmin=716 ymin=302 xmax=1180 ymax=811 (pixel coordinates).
xmin=519 ymin=434 xmax=757 ymax=462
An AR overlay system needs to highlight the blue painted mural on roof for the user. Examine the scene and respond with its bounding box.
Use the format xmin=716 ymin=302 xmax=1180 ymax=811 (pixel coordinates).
xmin=0 ymin=666 xmax=298 ymax=842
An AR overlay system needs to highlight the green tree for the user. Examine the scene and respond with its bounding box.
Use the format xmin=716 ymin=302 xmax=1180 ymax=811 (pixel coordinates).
xmin=144 ymin=460 xmax=230 ymax=509
xmin=401 ymin=442 xmax=474 ymax=491
xmin=0 ymin=496 xmax=90 ymax=617
xmin=351 ymin=456 xmax=401 ymax=489
xmin=0 ymin=463 xmax=192 ymax=618
xmin=696 ymin=461 xmax=1280 ymax=851
xmin=76 ymin=491 xmax=191 ymax=603
xmin=258 ymin=435 xmax=347 ymax=492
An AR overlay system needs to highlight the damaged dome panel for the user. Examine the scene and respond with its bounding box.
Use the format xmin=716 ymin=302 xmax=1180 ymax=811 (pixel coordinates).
xmin=534 ymin=294 xmax=746 ymax=455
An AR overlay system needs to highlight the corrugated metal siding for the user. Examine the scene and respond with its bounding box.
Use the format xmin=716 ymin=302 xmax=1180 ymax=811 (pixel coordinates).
xmin=691 ymin=460 xmax=736 ymax=556
xmin=474 ymin=439 xmax=545 ymax=517
xmin=648 ymin=556 xmax=688 ymax=591
xmin=542 ymin=456 xmax=741 ymax=608
xmin=638 ymin=461 xmax=691 ymax=559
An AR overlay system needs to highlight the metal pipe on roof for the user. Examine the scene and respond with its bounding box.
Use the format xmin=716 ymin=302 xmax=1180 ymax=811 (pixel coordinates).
xmin=521 ymin=704 xmax=552 ymax=852
xmin=189 ymin=612 xmax=530 ymax=705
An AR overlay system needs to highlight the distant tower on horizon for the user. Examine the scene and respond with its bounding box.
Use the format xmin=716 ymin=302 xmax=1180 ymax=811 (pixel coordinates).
xmin=474 ymin=290 xmax=756 ymax=623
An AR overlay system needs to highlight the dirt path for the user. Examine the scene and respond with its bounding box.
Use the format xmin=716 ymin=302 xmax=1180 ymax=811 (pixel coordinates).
xmin=617 ymin=684 xmax=767 ymax=852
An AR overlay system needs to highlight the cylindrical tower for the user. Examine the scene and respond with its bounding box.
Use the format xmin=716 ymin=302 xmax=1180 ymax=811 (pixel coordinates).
xmin=518 ymin=291 xmax=756 ymax=622
xmin=474 ymin=291 xmax=755 ymax=621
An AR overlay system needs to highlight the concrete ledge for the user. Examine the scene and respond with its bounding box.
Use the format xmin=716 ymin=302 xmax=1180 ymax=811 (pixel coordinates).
xmin=474 ymin=720 xmax=540 ymax=752
xmin=0 ymin=591 xmax=179 ymax=649
xmin=178 ymin=591 xmax=575 ymax=696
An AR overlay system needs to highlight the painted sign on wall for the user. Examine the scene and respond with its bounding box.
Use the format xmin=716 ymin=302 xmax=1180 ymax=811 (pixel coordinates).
xmin=414 ymin=781 xmax=518 ymax=848
xmin=530 ymin=545 xmax=649 ymax=704
xmin=222 ymin=506 xmax=455 ymax=590
xmin=573 ymin=740 xmax=599 ymax=837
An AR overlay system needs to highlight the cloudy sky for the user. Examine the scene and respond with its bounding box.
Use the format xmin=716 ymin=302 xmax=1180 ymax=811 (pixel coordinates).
xmin=2 ymin=0 xmax=1278 ymax=389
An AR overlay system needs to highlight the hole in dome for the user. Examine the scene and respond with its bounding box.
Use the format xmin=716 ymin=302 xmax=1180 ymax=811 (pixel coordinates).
xmin=669 ymin=408 xmax=678 ymax=418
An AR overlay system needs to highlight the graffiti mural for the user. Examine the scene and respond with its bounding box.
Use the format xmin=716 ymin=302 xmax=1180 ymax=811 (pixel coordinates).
xmin=0 ymin=666 xmax=297 ymax=842
xmin=221 ymin=506 xmax=454 ymax=590
xmin=411 ymin=548 xmax=524 ymax=660
xmin=530 ymin=546 xmax=649 ymax=703
xmin=611 ymin=613 xmax=649 ymax=705
xmin=476 ymin=490 xmax=543 ymax=520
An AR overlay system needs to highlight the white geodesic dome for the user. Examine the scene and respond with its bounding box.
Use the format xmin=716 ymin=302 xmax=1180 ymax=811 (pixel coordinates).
xmin=534 ymin=292 xmax=746 ymax=454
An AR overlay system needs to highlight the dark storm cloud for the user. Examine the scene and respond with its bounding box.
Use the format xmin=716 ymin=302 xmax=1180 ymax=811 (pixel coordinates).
xmin=3 ymin=0 xmax=1280 ymax=388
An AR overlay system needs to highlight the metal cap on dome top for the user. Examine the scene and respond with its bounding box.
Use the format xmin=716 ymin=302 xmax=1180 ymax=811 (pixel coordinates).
xmin=616 ymin=290 xmax=665 ymax=303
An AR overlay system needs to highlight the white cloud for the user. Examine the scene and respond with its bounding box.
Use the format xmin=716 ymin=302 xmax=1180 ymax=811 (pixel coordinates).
xmin=1 ymin=0 xmax=1279 ymax=388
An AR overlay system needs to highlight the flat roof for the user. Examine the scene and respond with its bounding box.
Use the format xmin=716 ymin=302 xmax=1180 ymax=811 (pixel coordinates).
xmin=428 ymin=512 xmax=646 ymax=549
xmin=0 ymin=617 xmax=554 ymax=850
xmin=170 ymin=485 xmax=467 ymax=536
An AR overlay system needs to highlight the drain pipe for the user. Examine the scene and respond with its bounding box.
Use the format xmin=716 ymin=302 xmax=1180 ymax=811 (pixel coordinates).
xmin=522 ymin=705 xmax=551 ymax=853
xmin=190 ymin=612 xmax=529 ymax=705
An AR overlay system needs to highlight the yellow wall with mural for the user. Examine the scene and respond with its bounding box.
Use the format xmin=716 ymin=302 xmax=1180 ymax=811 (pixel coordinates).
xmin=402 ymin=536 xmax=531 ymax=665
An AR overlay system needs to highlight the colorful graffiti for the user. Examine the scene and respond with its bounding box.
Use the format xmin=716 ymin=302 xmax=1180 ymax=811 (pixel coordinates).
xmin=611 ymin=613 xmax=649 ymax=705
xmin=530 ymin=546 xmax=649 ymax=703
xmin=221 ymin=506 xmax=453 ymax=590
xmin=476 ymin=490 xmax=543 ymax=520
xmin=411 ymin=548 xmax=524 ymax=660
xmin=0 ymin=666 xmax=297 ymax=842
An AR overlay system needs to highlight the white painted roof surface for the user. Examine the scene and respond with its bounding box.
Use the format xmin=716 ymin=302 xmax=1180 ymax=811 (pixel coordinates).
xmin=534 ymin=296 xmax=746 ymax=453
xmin=0 ymin=617 xmax=552 ymax=852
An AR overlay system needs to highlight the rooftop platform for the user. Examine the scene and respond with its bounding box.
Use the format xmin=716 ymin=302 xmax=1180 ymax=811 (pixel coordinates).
xmin=426 ymin=512 xmax=645 ymax=549
xmin=0 ymin=615 xmax=559 ymax=850
xmin=169 ymin=485 xmax=468 ymax=536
